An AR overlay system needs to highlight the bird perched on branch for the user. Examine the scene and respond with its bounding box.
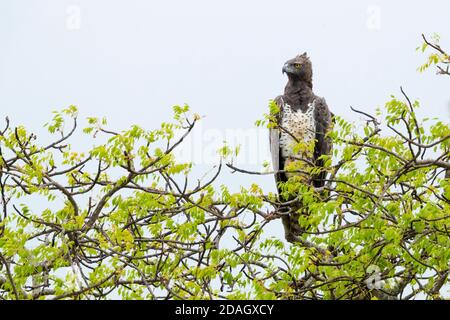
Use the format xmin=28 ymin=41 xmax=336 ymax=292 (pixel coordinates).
xmin=269 ymin=53 xmax=333 ymax=243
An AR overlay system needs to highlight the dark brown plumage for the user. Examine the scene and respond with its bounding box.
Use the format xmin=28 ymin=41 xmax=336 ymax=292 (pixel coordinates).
xmin=269 ymin=53 xmax=333 ymax=243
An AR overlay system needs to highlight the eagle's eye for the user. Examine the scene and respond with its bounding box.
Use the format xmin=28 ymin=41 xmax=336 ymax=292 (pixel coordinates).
xmin=294 ymin=63 xmax=301 ymax=69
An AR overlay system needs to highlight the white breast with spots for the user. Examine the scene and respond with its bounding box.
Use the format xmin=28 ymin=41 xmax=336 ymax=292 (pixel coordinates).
xmin=279 ymin=102 xmax=316 ymax=159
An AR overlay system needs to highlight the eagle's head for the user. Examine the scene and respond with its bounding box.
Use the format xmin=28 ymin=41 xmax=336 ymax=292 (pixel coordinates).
xmin=282 ymin=52 xmax=313 ymax=85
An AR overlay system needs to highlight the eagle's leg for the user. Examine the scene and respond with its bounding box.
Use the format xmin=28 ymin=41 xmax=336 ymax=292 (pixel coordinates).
xmin=281 ymin=207 xmax=303 ymax=243
xmin=282 ymin=215 xmax=296 ymax=243
xmin=281 ymin=159 xmax=310 ymax=243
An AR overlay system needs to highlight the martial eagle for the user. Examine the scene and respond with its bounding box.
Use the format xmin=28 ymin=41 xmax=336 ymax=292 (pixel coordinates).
xmin=269 ymin=53 xmax=333 ymax=243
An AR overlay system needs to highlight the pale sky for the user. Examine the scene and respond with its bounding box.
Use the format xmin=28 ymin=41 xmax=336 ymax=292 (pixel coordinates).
xmin=1 ymin=0 xmax=449 ymax=239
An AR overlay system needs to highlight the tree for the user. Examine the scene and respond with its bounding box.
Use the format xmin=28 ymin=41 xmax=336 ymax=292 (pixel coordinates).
xmin=0 ymin=36 xmax=449 ymax=300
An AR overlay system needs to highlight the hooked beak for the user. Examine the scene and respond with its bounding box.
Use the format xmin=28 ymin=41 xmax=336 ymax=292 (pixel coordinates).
xmin=282 ymin=63 xmax=295 ymax=75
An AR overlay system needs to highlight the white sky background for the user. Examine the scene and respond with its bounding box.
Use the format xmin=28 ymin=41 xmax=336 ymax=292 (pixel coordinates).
xmin=1 ymin=1 xmax=450 ymax=243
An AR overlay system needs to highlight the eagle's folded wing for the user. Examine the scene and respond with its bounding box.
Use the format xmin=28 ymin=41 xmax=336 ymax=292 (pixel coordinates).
xmin=269 ymin=96 xmax=284 ymax=187
xmin=312 ymin=97 xmax=333 ymax=187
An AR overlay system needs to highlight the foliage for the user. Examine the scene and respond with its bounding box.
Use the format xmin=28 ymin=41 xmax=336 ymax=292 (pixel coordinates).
xmin=418 ymin=33 xmax=450 ymax=76
xmin=0 ymin=36 xmax=449 ymax=300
